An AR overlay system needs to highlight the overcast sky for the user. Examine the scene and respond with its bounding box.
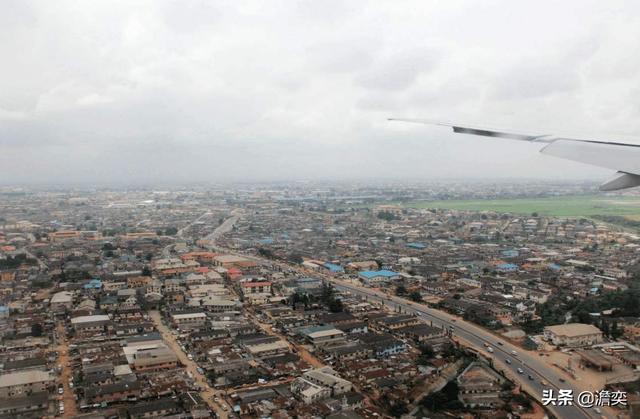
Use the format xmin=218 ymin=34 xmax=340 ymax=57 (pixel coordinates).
xmin=2 ymin=1 xmax=640 ymax=185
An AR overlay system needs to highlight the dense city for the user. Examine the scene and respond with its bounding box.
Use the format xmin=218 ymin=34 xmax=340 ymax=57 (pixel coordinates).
xmin=0 ymin=182 xmax=638 ymax=419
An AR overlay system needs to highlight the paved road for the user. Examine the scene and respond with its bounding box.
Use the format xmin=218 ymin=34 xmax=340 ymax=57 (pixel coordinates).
xmin=199 ymin=215 xmax=611 ymax=419
xmin=330 ymin=279 xmax=602 ymax=419
xmin=204 ymin=209 xmax=243 ymax=249
xmin=162 ymin=211 xmax=213 ymax=256
xmin=149 ymin=310 xmax=231 ymax=418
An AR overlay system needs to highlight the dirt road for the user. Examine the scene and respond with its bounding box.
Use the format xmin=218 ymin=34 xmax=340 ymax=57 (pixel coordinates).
xmin=56 ymin=323 xmax=78 ymax=417
xmin=149 ymin=310 xmax=231 ymax=418
xmin=246 ymin=309 xmax=324 ymax=369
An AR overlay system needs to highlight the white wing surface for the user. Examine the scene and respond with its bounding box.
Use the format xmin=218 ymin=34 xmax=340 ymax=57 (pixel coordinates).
xmin=389 ymin=118 xmax=640 ymax=191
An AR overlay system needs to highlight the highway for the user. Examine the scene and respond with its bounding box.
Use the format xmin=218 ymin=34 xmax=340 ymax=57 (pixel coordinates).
xmin=191 ymin=212 xmax=606 ymax=419
xmin=330 ymin=278 xmax=602 ymax=419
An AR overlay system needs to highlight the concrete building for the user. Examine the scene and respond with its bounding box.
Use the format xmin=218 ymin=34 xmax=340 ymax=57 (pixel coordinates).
xmin=171 ymin=312 xmax=207 ymax=328
xmin=301 ymin=325 xmax=346 ymax=347
xmin=50 ymin=291 xmax=73 ymax=311
xmin=70 ymin=314 xmax=112 ymax=335
xmin=303 ymin=367 xmax=352 ymax=396
xmin=457 ymin=362 xmax=505 ymax=408
xmin=0 ymin=370 xmax=54 ymax=398
xmin=544 ymin=323 xmax=604 ymax=347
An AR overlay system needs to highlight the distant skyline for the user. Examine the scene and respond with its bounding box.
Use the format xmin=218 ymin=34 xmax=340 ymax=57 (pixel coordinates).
xmin=2 ymin=1 xmax=640 ymax=184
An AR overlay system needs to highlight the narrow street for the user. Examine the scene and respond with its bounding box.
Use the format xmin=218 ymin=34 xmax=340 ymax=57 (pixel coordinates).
xmin=246 ymin=309 xmax=324 ymax=369
xmin=149 ymin=310 xmax=230 ymax=419
xmin=55 ymin=323 xmax=78 ymax=416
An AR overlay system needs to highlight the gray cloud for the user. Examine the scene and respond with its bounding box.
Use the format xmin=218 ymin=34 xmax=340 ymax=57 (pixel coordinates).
xmin=1 ymin=0 xmax=640 ymax=184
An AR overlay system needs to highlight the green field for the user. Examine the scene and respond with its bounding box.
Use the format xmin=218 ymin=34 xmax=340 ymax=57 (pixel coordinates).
xmin=402 ymin=195 xmax=640 ymax=218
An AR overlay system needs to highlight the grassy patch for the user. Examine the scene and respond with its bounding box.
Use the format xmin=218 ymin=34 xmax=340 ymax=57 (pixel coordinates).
xmin=402 ymin=195 xmax=640 ymax=218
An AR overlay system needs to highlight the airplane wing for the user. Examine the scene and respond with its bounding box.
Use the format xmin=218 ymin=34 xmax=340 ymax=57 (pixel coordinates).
xmin=389 ymin=118 xmax=640 ymax=191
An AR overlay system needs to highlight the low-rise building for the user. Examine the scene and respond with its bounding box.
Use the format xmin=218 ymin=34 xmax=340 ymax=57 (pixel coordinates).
xmin=171 ymin=312 xmax=207 ymax=328
xmin=457 ymin=362 xmax=505 ymax=408
xmin=0 ymin=370 xmax=54 ymax=398
xmin=544 ymin=323 xmax=603 ymax=347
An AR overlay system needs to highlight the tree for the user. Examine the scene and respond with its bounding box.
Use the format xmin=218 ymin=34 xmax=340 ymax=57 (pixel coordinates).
xmin=377 ymin=211 xmax=398 ymax=221
xmin=611 ymin=320 xmax=622 ymax=339
xmin=102 ymin=242 xmax=115 ymax=251
xmin=416 ymin=343 xmax=435 ymax=365
xmin=258 ymin=247 xmax=274 ymax=259
xmin=395 ymin=285 xmax=407 ymax=296
xmin=409 ymin=291 xmax=423 ymax=302
xmin=388 ymin=401 xmax=409 ymax=416
xmin=141 ymin=266 xmax=152 ymax=277
xmin=31 ymin=323 xmax=43 ymax=337
xmin=328 ymin=298 xmax=344 ymax=313
xmin=288 ymin=253 xmax=304 ymax=264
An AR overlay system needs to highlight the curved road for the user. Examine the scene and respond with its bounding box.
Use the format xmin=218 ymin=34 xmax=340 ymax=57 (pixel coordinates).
xmin=330 ymin=279 xmax=603 ymax=419
xmin=199 ymin=212 xmax=607 ymax=419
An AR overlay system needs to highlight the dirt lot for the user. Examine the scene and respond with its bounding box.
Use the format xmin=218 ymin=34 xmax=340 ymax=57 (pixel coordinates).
xmin=543 ymin=350 xmax=636 ymax=391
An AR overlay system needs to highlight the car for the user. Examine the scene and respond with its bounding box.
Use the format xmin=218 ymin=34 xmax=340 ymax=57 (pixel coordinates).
xmin=222 ymin=405 xmax=228 ymax=411
xmin=505 ymin=358 xmax=512 ymax=364
xmin=511 ymin=350 xmax=518 ymax=356
xmin=58 ymin=385 xmax=64 ymax=394
xmin=214 ymin=397 xmax=220 ymax=402
xmin=541 ymin=380 xmax=548 ymax=386
xmin=483 ymin=342 xmax=489 ymax=347
xmin=497 ymin=341 xmax=504 ymax=346
xmin=528 ymin=375 xmax=534 ymax=380
xmin=594 ymin=408 xmax=602 ymax=414
xmin=517 ymin=368 xmax=524 ymax=374
xmin=487 ymin=347 xmax=494 ymax=353
xmin=559 ymin=377 xmax=566 ymax=383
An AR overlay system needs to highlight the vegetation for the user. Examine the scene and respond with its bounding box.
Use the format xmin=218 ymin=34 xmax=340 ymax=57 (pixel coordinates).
xmin=377 ymin=211 xmax=399 ymax=221
xmin=321 ymin=283 xmax=344 ymax=312
xmin=403 ymin=195 xmax=640 ymax=218
xmin=421 ymin=381 xmax=462 ymax=411
xmin=31 ymin=323 xmax=43 ymax=337
xmin=523 ymin=287 xmax=640 ymax=334
xmin=408 ymin=291 xmax=423 ymax=302
xmin=379 ymin=394 xmax=409 ymax=416
xmin=0 ymin=254 xmax=37 ymax=269
xmin=395 ymin=285 xmax=407 ymax=296
xmin=257 ymin=247 xmax=274 ymax=259
xmin=416 ymin=343 xmax=435 ymax=365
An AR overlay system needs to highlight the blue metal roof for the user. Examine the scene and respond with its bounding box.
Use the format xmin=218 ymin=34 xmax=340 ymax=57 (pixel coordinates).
xmin=359 ymin=270 xmax=399 ymax=278
xmin=84 ymin=279 xmax=103 ymax=289
xmin=324 ymin=263 xmax=344 ymax=272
